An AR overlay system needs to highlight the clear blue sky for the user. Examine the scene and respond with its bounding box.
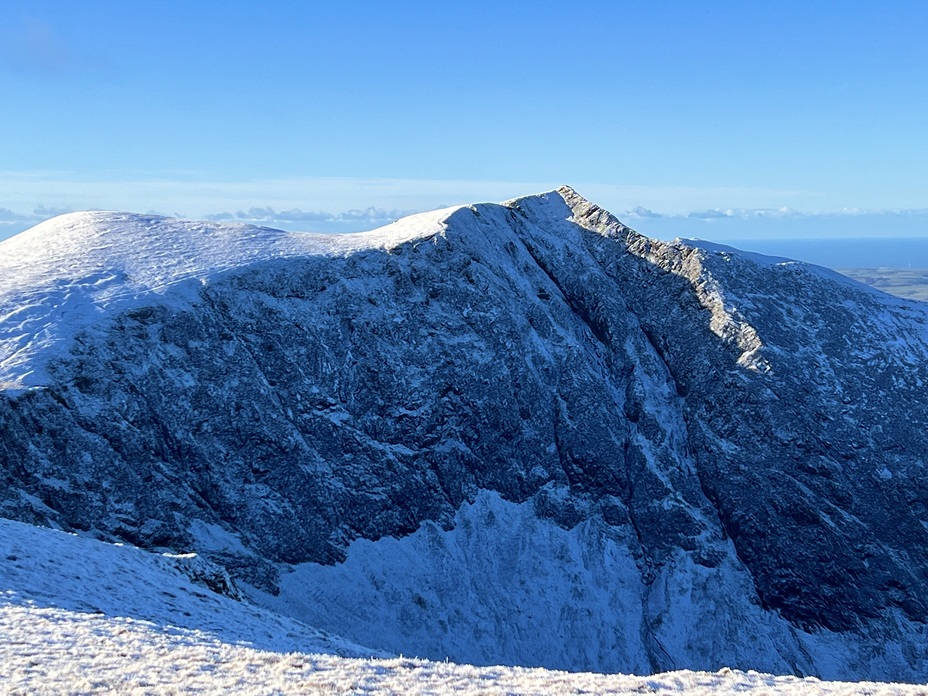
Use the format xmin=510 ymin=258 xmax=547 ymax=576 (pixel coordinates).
xmin=2 ymin=1 xmax=927 ymax=242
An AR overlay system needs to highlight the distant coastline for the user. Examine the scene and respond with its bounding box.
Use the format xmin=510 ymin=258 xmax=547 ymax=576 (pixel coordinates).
xmin=707 ymin=237 xmax=928 ymax=270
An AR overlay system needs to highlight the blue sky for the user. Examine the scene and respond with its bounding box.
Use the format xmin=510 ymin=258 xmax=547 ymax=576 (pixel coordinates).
xmin=2 ymin=1 xmax=927 ymax=242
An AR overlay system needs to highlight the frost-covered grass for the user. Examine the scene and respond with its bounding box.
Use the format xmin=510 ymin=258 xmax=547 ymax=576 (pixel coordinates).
xmin=6 ymin=604 xmax=928 ymax=695
xmin=1 ymin=518 xmax=926 ymax=694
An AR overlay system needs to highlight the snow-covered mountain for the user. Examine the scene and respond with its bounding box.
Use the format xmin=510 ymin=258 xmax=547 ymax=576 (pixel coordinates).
xmin=2 ymin=187 xmax=928 ymax=682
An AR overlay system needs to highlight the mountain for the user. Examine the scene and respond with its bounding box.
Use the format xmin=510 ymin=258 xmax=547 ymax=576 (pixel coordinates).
xmin=2 ymin=187 xmax=928 ymax=681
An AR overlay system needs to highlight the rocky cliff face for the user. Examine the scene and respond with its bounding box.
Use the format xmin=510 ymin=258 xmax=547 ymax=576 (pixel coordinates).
xmin=2 ymin=188 xmax=927 ymax=680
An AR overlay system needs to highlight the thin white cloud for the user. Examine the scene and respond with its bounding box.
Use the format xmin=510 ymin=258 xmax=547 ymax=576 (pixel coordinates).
xmin=32 ymin=204 xmax=72 ymax=218
xmin=688 ymin=209 xmax=734 ymax=220
xmin=622 ymin=206 xmax=663 ymax=219
xmin=0 ymin=207 xmax=31 ymax=222
xmin=679 ymin=207 xmax=928 ymax=222
xmin=0 ymin=204 xmax=74 ymax=224
xmin=749 ymin=207 xmax=802 ymax=219
xmin=682 ymin=207 xmax=804 ymax=221
xmin=0 ymin=173 xmax=926 ymax=242
xmin=215 ymin=205 xmax=421 ymax=231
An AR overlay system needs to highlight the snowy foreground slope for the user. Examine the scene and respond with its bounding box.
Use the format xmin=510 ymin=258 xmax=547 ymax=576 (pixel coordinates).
xmin=2 ymin=187 xmax=928 ymax=682
xmin=2 ymin=518 xmax=924 ymax=695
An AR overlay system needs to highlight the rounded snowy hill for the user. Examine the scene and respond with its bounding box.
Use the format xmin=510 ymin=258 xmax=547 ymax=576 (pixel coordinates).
xmin=0 ymin=207 xmax=461 ymax=389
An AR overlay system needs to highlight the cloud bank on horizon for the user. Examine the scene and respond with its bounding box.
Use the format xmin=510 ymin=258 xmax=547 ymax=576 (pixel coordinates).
xmin=2 ymin=186 xmax=928 ymax=245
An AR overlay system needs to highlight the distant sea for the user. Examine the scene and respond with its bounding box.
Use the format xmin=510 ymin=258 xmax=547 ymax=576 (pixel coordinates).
xmin=705 ymin=238 xmax=928 ymax=270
